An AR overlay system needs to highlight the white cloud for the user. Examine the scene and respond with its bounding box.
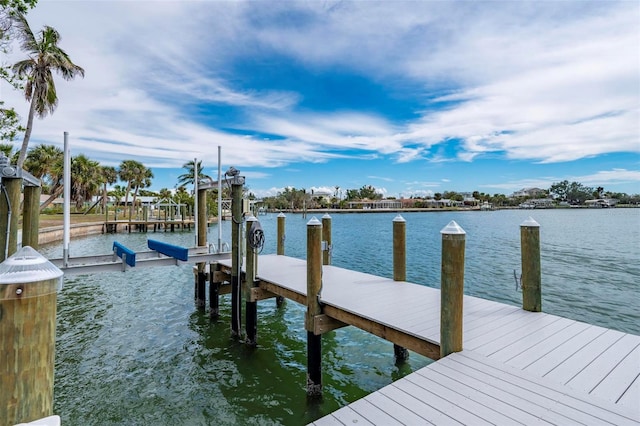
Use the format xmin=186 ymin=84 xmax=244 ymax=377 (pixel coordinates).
xmin=0 ymin=0 xmax=637 ymax=192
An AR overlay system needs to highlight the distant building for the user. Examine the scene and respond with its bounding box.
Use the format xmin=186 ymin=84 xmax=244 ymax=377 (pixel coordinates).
xmin=511 ymin=187 xmax=546 ymax=198
xmin=347 ymin=199 xmax=402 ymax=209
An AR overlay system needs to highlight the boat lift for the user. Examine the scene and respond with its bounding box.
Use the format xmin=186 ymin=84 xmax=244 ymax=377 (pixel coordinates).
xmin=50 ymin=239 xmax=230 ymax=276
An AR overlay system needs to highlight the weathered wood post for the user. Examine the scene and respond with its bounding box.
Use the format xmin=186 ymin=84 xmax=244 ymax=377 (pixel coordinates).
xmin=195 ymin=189 xmax=208 ymax=311
xmin=392 ymin=214 xmax=409 ymax=361
xmin=0 ymin=246 xmax=63 ymax=424
xmin=22 ymin=185 xmax=41 ymax=250
xmin=275 ymin=212 xmax=286 ymax=307
xmin=245 ymin=214 xmax=258 ymax=345
xmin=230 ymin=173 xmax=244 ymax=337
xmin=305 ymin=217 xmax=323 ymax=397
xmin=521 ymin=217 xmax=541 ymax=312
xmin=0 ymin=177 xmax=21 ymax=262
xmin=440 ymin=220 xmax=466 ymax=358
xmin=321 ymin=213 xmax=332 ymax=265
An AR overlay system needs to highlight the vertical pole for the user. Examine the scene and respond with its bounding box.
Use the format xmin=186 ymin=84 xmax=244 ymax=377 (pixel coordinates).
xmin=22 ymin=185 xmax=41 ymax=249
xmin=194 ymin=157 xmax=198 ymax=245
xmin=392 ymin=214 xmax=409 ymax=361
xmin=277 ymin=212 xmax=286 ymax=255
xmin=217 ymin=146 xmax=222 ymax=253
xmin=321 ymin=213 xmax=332 ymax=265
xmin=521 ymin=217 xmax=541 ymax=312
xmin=63 ymin=131 xmax=70 ymax=266
xmin=195 ymin=185 xmax=208 ymax=310
xmin=305 ymin=217 xmax=323 ymax=397
xmin=197 ymin=188 xmax=207 ymax=246
xmin=440 ymin=220 xmax=466 ymax=358
xmin=230 ymin=178 xmax=243 ymax=337
xmin=245 ymin=215 xmax=258 ymax=345
xmin=209 ymin=264 xmax=221 ymax=320
xmin=0 ymin=177 xmax=20 ymax=261
xmin=276 ymin=212 xmax=286 ymax=307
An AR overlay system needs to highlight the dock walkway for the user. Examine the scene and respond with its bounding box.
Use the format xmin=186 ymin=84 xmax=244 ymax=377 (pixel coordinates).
xmin=217 ymin=254 xmax=639 ymax=425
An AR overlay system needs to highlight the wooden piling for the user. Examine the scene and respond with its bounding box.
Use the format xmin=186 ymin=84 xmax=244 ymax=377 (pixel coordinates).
xmin=276 ymin=212 xmax=286 ymax=307
xmin=22 ymin=185 xmax=41 ymax=250
xmin=195 ymin=188 xmax=208 ymax=310
xmin=305 ymin=217 xmax=323 ymax=397
xmin=521 ymin=217 xmax=542 ymax=312
xmin=440 ymin=220 xmax=466 ymax=358
xmin=0 ymin=177 xmax=21 ymax=262
xmin=230 ymin=179 xmax=243 ymax=337
xmin=0 ymin=248 xmax=63 ymax=425
xmin=209 ymin=264 xmax=221 ymax=320
xmin=392 ymin=214 xmax=409 ymax=361
xmin=321 ymin=213 xmax=332 ymax=265
xmin=245 ymin=215 xmax=258 ymax=345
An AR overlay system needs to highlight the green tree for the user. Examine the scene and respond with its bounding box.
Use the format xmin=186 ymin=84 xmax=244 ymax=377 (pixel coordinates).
xmin=177 ymin=159 xmax=210 ymax=186
xmin=12 ymin=12 xmax=84 ymax=167
xmin=549 ymin=180 xmax=593 ymax=205
xmin=1 ymin=0 xmax=37 ymax=142
xmin=23 ymin=143 xmax=61 ymax=183
xmin=70 ymin=154 xmax=100 ymax=209
xmin=118 ymin=159 xmax=144 ymax=214
xmin=99 ymin=165 xmax=117 ymax=213
xmin=130 ymin=165 xmax=153 ymax=219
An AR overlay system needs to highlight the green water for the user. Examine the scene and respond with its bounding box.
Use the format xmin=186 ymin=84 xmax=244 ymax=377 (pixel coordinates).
xmin=39 ymin=208 xmax=639 ymax=425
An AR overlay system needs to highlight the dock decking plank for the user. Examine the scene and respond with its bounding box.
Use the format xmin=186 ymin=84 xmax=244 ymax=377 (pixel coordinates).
xmin=590 ymin=345 xmax=640 ymax=407
xmin=567 ymin=333 xmax=640 ymax=395
xmin=505 ymin=320 xmax=592 ymax=370
xmin=215 ymin=255 xmax=639 ymax=425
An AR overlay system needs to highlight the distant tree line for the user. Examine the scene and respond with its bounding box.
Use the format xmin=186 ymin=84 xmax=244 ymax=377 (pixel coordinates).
xmin=261 ymin=180 xmax=639 ymax=211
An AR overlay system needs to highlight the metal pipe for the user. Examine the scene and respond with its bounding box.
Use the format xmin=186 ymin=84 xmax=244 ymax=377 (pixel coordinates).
xmin=63 ymin=131 xmax=70 ymax=267
xmin=217 ymin=146 xmax=222 ymax=253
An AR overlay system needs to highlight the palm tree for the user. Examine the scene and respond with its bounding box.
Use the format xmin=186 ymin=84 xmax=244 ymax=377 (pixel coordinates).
xmin=177 ymin=160 xmax=210 ymax=186
xmin=24 ymin=144 xmax=62 ymax=186
xmin=118 ymin=159 xmax=143 ymax=215
xmin=70 ymin=154 xmax=100 ymax=209
xmin=12 ymin=12 xmax=84 ymax=168
xmin=99 ymin=165 xmax=118 ymax=213
xmin=130 ymin=166 xmax=153 ymax=219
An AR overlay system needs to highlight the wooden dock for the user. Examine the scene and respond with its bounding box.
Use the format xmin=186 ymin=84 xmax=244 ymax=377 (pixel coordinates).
xmin=215 ymin=254 xmax=639 ymax=425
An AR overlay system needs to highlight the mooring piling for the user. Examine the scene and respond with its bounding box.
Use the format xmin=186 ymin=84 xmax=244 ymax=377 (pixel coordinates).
xmin=21 ymin=185 xmax=41 ymax=250
xmin=245 ymin=215 xmax=258 ymax=345
xmin=440 ymin=220 xmax=466 ymax=358
xmin=305 ymin=217 xmax=323 ymax=397
xmin=276 ymin=212 xmax=286 ymax=307
xmin=277 ymin=212 xmax=286 ymax=255
xmin=230 ymin=175 xmax=244 ymax=338
xmin=520 ymin=217 xmax=542 ymax=312
xmin=0 ymin=247 xmax=63 ymax=425
xmin=322 ymin=213 xmax=332 ymax=265
xmin=194 ymin=182 xmax=208 ymax=311
xmin=392 ymin=214 xmax=409 ymax=362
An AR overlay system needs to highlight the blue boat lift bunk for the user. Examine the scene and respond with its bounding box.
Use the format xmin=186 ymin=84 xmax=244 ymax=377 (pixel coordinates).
xmin=50 ymin=239 xmax=230 ymax=275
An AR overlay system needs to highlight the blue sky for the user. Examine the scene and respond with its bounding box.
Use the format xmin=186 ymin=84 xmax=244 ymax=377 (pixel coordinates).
xmin=1 ymin=0 xmax=639 ymax=198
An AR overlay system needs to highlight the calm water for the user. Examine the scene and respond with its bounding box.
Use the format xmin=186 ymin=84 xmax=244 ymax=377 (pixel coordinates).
xmin=39 ymin=208 xmax=639 ymax=425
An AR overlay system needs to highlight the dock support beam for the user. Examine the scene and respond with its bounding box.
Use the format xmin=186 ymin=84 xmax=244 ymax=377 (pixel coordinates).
xmin=322 ymin=213 xmax=332 ymax=265
xmin=22 ymin=185 xmax=41 ymax=250
xmin=276 ymin=212 xmax=286 ymax=307
xmin=440 ymin=220 xmax=466 ymax=358
xmin=245 ymin=215 xmax=258 ymax=345
xmin=392 ymin=214 xmax=409 ymax=362
xmin=305 ymin=217 xmax=323 ymax=397
xmin=521 ymin=217 xmax=541 ymax=312
xmin=209 ymin=264 xmax=221 ymax=320
xmin=230 ymin=176 xmax=244 ymax=338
